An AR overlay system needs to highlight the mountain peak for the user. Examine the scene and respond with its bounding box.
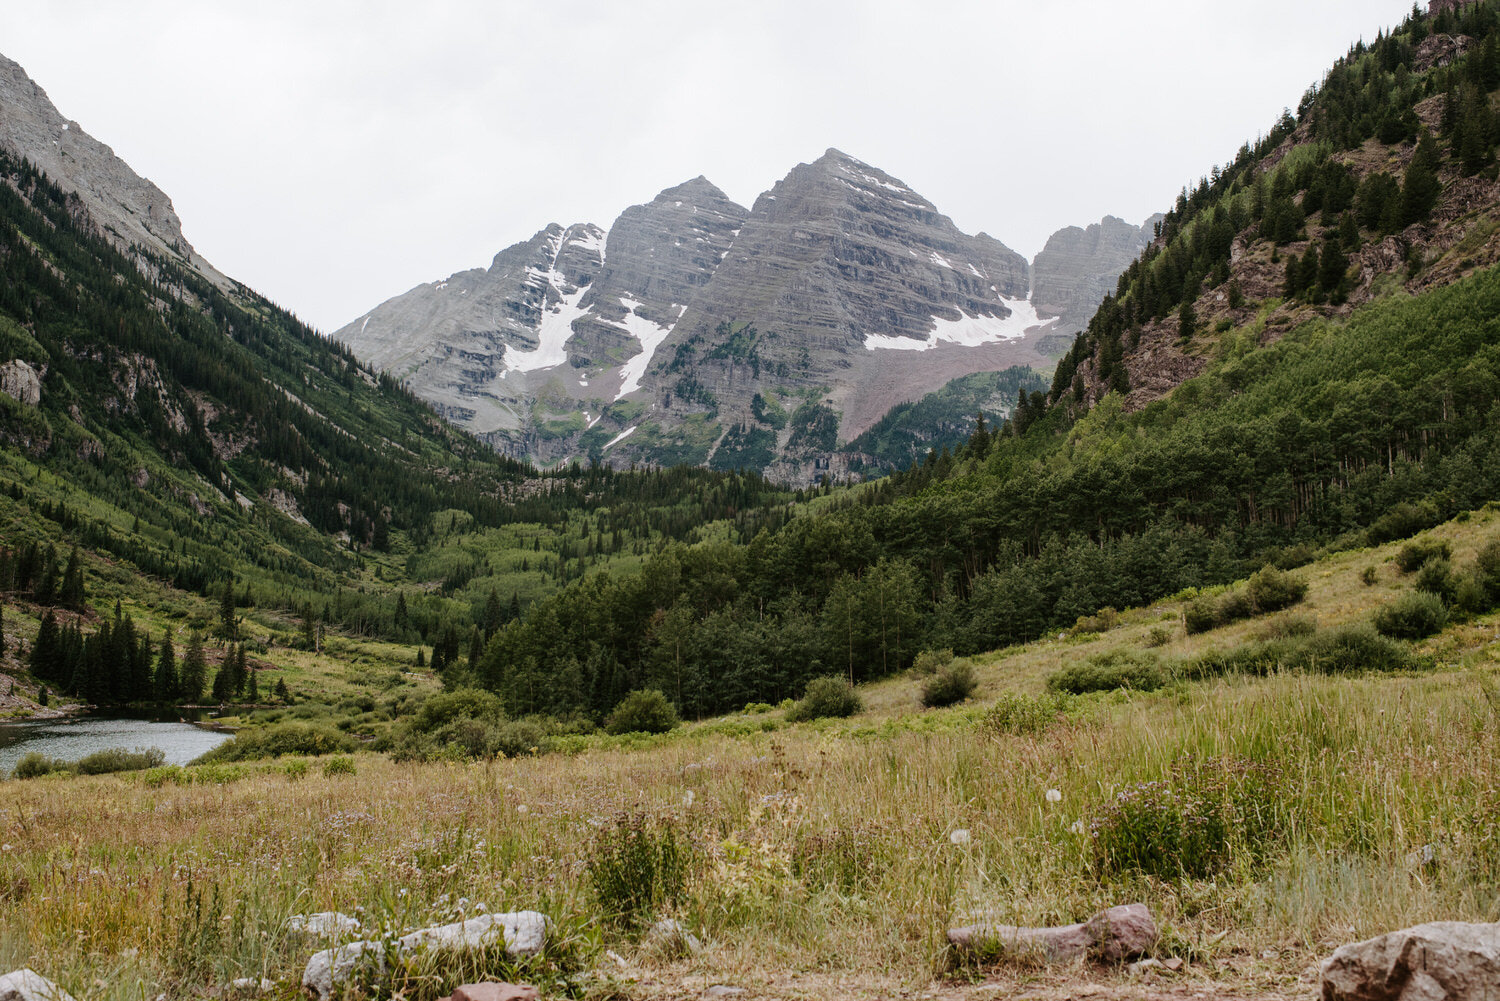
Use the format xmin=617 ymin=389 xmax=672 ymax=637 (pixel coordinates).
xmin=655 ymin=175 xmax=734 ymax=206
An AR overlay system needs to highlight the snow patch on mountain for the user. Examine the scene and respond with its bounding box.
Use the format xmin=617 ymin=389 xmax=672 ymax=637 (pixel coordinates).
xmin=863 ymin=296 xmax=1058 ymax=352
xmin=611 ymin=298 xmax=684 ymax=399
xmin=503 ymin=286 xmax=589 ymax=373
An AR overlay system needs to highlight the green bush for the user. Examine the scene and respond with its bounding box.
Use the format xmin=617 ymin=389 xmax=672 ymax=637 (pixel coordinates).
xmin=1257 ymin=614 xmax=1318 ymax=641
xmin=586 ymin=812 xmax=692 ymax=931
xmin=76 ymin=747 xmax=166 ymax=775
xmin=1373 ymin=591 xmax=1449 ymax=640
xmin=1048 ymin=650 xmax=1166 ymax=695
xmin=787 ymin=677 xmax=862 ymax=722
xmin=12 ymin=751 xmax=63 ymax=779
xmin=981 ymin=692 xmax=1076 ymax=736
xmin=1304 ymin=625 xmax=1419 ymax=673
xmin=1369 ymin=502 xmax=1440 ymax=545
xmin=194 ymin=722 xmax=357 ymax=763
xmin=1184 ymin=597 xmax=1219 ymax=635
xmin=911 ymin=649 xmax=954 ymax=676
xmin=322 ymin=755 xmax=356 ymax=777
xmin=1090 ymin=757 xmax=1283 ymax=881
xmin=1246 ymin=565 xmax=1308 ymax=613
xmin=1395 ymin=538 xmax=1452 ymax=574
xmin=1415 ymin=558 xmax=1456 ymax=601
xmin=920 ymin=661 xmax=977 ymax=708
xmin=1072 ymin=607 xmax=1119 ymax=634
xmin=605 ymin=689 xmax=680 ymax=735
xmin=410 ymin=688 xmax=505 ymax=733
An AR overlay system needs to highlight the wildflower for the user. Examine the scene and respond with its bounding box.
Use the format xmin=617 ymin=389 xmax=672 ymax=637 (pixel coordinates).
xmin=1046 ymin=788 xmax=1062 ymax=803
xmin=682 ymin=790 xmax=696 ymax=807
xmin=516 ymin=804 xmax=529 ymax=814
xmin=1070 ymin=819 xmax=1086 ymax=835
xmin=949 ymin=828 xmax=971 ymax=845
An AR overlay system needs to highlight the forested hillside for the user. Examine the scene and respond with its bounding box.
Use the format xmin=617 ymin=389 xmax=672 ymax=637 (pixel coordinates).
xmin=463 ymin=0 xmax=1500 ymax=722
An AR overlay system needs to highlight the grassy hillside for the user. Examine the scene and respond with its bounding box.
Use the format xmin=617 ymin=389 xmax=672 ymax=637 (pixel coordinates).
xmin=2 ymin=510 xmax=1496 ymax=999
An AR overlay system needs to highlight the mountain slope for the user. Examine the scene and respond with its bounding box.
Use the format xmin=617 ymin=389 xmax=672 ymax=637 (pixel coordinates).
xmin=339 ymin=151 xmax=1137 ymax=479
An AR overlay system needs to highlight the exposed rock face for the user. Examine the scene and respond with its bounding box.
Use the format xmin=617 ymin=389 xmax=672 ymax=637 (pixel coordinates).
xmin=0 ymin=359 xmax=41 ymax=406
xmin=0 ymin=52 xmax=227 ymax=288
xmin=948 ymin=903 xmax=1158 ymax=964
xmin=1321 ymin=921 xmax=1500 ymax=1001
xmin=1031 ymin=215 xmax=1160 ymax=336
xmin=338 ymin=149 xmax=1141 ymax=479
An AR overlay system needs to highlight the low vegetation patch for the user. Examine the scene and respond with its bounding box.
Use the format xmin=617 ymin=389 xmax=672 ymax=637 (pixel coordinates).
xmin=920 ymin=660 xmax=978 ymax=708
xmin=1048 ymin=650 xmax=1166 ymax=695
xmin=787 ymin=676 xmax=862 ymax=722
xmin=1373 ymin=591 xmax=1450 ymax=640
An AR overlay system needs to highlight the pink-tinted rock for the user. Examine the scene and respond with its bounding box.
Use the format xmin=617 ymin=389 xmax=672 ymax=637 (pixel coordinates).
xmin=948 ymin=903 xmax=1157 ymax=963
xmin=445 ymin=984 xmax=539 ymax=1001
xmin=1321 ymin=921 xmax=1500 ymax=1001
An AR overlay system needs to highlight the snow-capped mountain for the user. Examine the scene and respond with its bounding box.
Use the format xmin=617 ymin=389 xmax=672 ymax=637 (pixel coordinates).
xmin=336 ymin=149 xmax=1147 ymax=478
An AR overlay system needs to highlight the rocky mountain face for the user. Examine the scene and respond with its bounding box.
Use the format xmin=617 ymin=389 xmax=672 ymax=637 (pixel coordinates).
xmin=1032 ymin=215 xmax=1161 ymax=339
xmin=0 ymin=52 xmax=228 ymax=290
xmin=338 ymin=149 xmax=1144 ymax=480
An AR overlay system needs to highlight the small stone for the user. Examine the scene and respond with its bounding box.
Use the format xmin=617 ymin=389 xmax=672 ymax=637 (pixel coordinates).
xmin=226 ymin=978 xmax=275 ymax=995
xmin=1163 ymin=958 xmax=1184 ymax=972
xmin=645 ymin=918 xmax=703 ymax=958
xmin=449 ymin=984 xmax=539 ymax=1001
xmin=0 ymin=969 xmax=79 ymax=1001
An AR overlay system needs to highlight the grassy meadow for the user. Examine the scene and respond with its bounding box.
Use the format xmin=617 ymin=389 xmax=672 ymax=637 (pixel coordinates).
xmin=2 ymin=513 xmax=1499 ymax=1000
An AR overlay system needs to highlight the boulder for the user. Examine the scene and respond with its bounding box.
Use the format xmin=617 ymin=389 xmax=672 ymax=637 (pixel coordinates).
xmin=288 ymin=911 xmax=362 ymax=939
xmin=301 ymin=911 xmax=549 ymax=1001
xmin=948 ymin=903 xmax=1157 ymax=964
xmin=0 ymin=970 xmax=77 ymax=1001
xmin=302 ymin=941 xmax=385 ymax=1001
xmin=0 ymin=361 xmax=40 ymax=407
xmin=1320 ymin=920 xmax=1500 ymax=1001
xmin=443 ymin=985 xmax=539 ymax=1001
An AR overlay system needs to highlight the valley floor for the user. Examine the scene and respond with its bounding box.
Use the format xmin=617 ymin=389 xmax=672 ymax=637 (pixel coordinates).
xmin=2 ymin=512 xmax=1498 ymax=1000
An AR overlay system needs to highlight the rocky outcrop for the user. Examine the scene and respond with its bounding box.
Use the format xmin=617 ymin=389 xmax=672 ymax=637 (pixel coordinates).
xmin=0 ymin=52 xmax=227 ymax=289
xmin=1321 ymin=921 xmax=1500 ymax=1001
xmin=0 ymin=969 xmax=76 ymax=1001
xmin=948 ymin=903 xmax=1158 ymax=964
xmin=1032 ymin=215 xmax=1160 ymax=336
xmin=0 ymin=360 xmax=41 ymax=406
xmin=301 ymin=911 xmax=549 ymax=1001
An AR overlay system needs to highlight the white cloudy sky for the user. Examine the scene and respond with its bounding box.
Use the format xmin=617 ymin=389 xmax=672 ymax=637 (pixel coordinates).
xmin=2 ymin=0 xmax=1418 ymax=332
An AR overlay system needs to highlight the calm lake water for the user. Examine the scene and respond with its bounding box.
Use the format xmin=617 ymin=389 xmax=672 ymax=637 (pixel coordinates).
xmin=0 ymin=715 xmax=232 ymax=775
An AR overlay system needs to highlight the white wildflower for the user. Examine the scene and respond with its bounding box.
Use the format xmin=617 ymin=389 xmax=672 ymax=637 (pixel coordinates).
xmin=949 ymin=828 xmax=971 ymax=845
xmin=1070 ymin=819 xmax=1086 ymax=835
xmin=1046 ymin=788 xmax=1062 ymax=803
xmin=682 ymin=790 xmax=696 ymax=807
xmin=516 ymin=804 xmax=529 ymax=814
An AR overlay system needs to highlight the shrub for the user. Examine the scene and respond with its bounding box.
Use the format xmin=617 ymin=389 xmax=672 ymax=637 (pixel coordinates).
xmin=12 ymin=751 xmax=62 ymax=779
xmin=1415 ymin=558 xmax=1456 ymax=601
xmin=605 ymin=689 xmax=680 ymax=735
xmin=1184 ymin=597 xmax=1219 ymax=635
xmin=76 ymin=747 xmax=166 ymax=775
xmin=787 ymin=677 xmax=862 ymax=722
xmin=322 ymin=755 xmax=356 ymax=777
xmin=1395 ymin=538 xmax=1452 ymax=574
xmin=586 ymin=812 xmax=691 ymax=930
xmin=1305 ymin=625 xmax=1418 ymax=673
xmin=1090 ymin=757 xmax=1283 ymax=881
xmin=911 ymin=649 xmax=953 ymax=676
xmin=1361 ymin=566 xmax=1379 ymax=586
xmin=194 ymin=722 xmax=356 ymax=763
xmin=1048 ymin=650 xmax=1166 ymax=695
xmin=1257 ymin=614 xmax=1317 ymax=641
xmin=1073 ymin=607 xmax=1119 ymax=634
xmin=1369 ymin=502 xmax=1440 ymax=545
xmin=920 ymin=661 xmax=977 ymax=708
xmin=981 ymin=692 xmax=1075 ymax=736
xmin=1145 ymin=625 xmax=1175 ymax=647
xmin=1475 ymin=542 xmax=1500 ymax=600
xmin=410 ymin=688 xmax=505 ymax=733
xmin=1373 ymin=591 xmax=1449 ymax=640
xmin=1218 ymin=590 xmax=1254 ymax=622
xmin=1246 ymin=565 xmax=1308 ymax=613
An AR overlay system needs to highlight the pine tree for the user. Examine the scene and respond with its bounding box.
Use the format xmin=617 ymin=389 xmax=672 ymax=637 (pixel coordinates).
xmin=1319 ymin=236 xmax=1350 ymax=303
xmin=59 ymin=546 xmax=84 ymax=611
xmin=1402 ymin=130 xmax=1442 ymax=226
xmin=246 ymin=658 xmax=259 ymax=703
xmin=273 ymin=677 xmax=291 ymax=704
xmin=1177 ymin=300 xmax=1198 ymax=342
xmin=482 ymin=588 xmax=503 ymax=637
xmin=219 ymin=581 xmax=237 ymax=640
xmin=34 ymin=544 xmax=58 ymax=606
xmin=154 ymin=632 xmax=177 ymax=704
xmin=180 ymin=632 xmax=207 ymax=704
xmin=29 ymin=609 xmax=59 ymax=682
xmin=468 ymin=626 xmax=484 ymax=670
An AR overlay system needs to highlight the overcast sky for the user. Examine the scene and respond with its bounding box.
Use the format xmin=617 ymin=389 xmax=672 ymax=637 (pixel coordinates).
xmin=2 ymin=1 xmax=1418 ymax=333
